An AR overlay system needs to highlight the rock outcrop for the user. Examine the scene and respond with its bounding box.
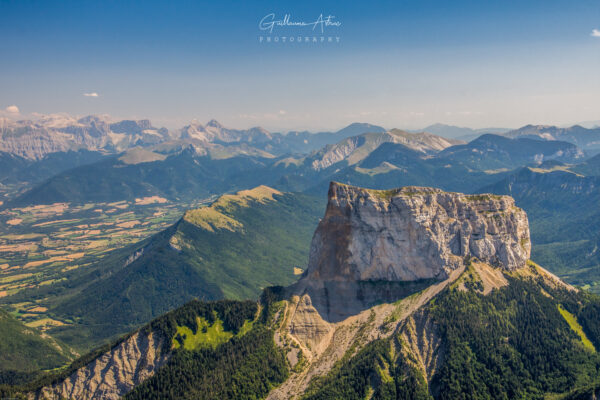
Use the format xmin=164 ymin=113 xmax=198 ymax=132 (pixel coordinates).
xmin=271 ymin=182 xmax=533 ymax=396
xmin=31 ymin=331 xmax=169 ymax=400
xmin=309 ymin=182 xmax=530 ymax=279
xmin=290 ymin=182 xmax=530 ymax=321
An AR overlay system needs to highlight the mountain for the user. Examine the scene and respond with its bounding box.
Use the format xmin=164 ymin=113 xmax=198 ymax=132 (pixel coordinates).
xmin=269 ymin=130 xmax=501 ymax=196
xmin=335 ymin=122 xmax=387 ymax=138
xmin=3 ymin=128 xmax=461 ymax=207
xmin=571 ymin=153 xmax=600 ymax=176
xmin=286 ymin=129 xmax=462 ymax=172
xmin=0 ymin=149 xmax=109 ymax=206
xmin=285 ymin=134 xmax=541 ymax=196
xmin=0 ymin=308 xmax=74 ymax=379
xmin=8 ymin=182 xmax=600 ymax=399
xmin=479 ymin=167 xmax=600 ymax=291
xmin=0 ymin=115 xmax=388 ymax=161
xmin=273 ymin=123 xmax=387 ymax=154
xmin=8 ymin=129 xmax=587 ymax=213
xmin=504 ymin=124 xmax=600 ymax=151
xmin=576 ymin=120 xmax=600 ymax=129
xmin=275 ymin=132 xmax=588 ymax=199
xmin=4 ymin=147 xmax=279 ymax=207
xmin=177 ymin=121 xmax=387 ymax=155
xmin=286 ymin=182 xmax=530 ymax=322
xmin=179 ymin=119 xmax=273 ymax=144
xmin=0 ymin=115 xmax=171 ymax=159
xmin=438 ymin=133 xmax=584 ymax=170
xmin=16 ymin=187 xmax=323 ymax=349
xmin=22 ymin=299 xmax=281 ymax=400
xmin=304 ymin=142 xmax=486 ymax=194
xmin=413 ymin=123 xmax=510 ymax=140
xmin=0 ymin=150 xmax=107 ymax=198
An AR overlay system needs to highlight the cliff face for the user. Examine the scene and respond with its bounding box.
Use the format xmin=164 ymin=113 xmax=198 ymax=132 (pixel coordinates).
xmin=291 ymin=182 xmax=530 ymax=321
xmin=31 ymin=331 xmax=169 ymax=400
xmin=307 ymin=182 xmax=530 ymax=282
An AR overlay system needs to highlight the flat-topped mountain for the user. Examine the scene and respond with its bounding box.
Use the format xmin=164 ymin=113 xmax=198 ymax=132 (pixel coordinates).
xmin=290 ymin=182 xmax=530 ymax=321
xmin=306 ymin=182 xmax=530 ymax=282
xmin=9 ymin=183 xmax=600 ymax=400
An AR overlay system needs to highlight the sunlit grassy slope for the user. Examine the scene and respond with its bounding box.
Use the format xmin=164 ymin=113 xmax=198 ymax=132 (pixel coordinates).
xmin=46 ymin=187 xmax=324 ymax=350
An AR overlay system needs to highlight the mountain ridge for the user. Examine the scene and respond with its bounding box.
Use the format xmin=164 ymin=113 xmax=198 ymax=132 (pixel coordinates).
xmin=5 ymin=183 xmax=600 ymax=399
xmin=22 ymin=186 xmax=324 ymax=349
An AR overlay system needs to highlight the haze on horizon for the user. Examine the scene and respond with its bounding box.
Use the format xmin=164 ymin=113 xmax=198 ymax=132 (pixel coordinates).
xmin=1 ymin=0 xmax=599 ymax=132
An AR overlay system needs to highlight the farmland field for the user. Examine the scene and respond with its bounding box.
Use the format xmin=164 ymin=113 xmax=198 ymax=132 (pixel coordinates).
xmin=0 ymin=196 xmax=215 ymax=330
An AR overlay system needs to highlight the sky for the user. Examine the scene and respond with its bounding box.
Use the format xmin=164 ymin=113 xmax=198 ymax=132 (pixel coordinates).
xmin=1 ymin=0 xmax=599 ymax=132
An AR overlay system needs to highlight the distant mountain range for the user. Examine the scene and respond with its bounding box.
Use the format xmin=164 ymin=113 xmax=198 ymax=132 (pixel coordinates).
xmin=3 ymin=113 xmax=599 ymax=164
xmin=410 ymin=123 xmax=600 ymax=152
xmin=271 ymin=122 xmax=387 ymax=154
xmin=0 ymin=150 xmax=107 ymax=193
xmin=0 ymin=115 xmax=171 ymax=160
xmin=4 ymin=127 xmax=586 ymax=208
xmin=179 ymin=119 xmax=273 ymax=144
xmin=0 ymin=115 xmax=385 ymax=160
xmin=438 ymin=134 xmax=584 ymax=170
xmin=297 ymin=128 xmax=463 ymax=171
xmin=503 ymin=124 xmax=600 ymax=151
xmin=409 ymin=123 xmax=511 ymax=140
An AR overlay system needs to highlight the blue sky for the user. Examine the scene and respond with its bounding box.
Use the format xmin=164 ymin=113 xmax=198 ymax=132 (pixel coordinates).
xmin=1 ymin=0 xmax=599 ymax=131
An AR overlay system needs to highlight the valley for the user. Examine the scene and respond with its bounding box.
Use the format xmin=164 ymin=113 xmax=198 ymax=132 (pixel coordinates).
xmin=0 ymin=197 xmax=212 ymax=332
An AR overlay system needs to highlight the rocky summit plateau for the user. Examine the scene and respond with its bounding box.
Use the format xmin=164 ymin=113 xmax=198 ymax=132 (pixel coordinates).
xmin=309 ymin=182 xmax=530 ymax=279
xmin=289 ymin=182 xmax=531 ymax=321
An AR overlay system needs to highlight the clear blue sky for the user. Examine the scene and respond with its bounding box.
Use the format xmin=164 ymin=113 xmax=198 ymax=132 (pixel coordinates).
xmin=1 ymin=0 xmax=599 ymax=131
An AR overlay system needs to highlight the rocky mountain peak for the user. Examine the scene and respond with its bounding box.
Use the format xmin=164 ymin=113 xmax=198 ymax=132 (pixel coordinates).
xmin=304 ymin=182 xmax=530 ymax=285
xmin=287 ymin=182 xmax=531 ymax=322
xmin=206 ymin=119 xmax=223 ymax=128
xmin=77 ymin=114 xmax=112 ymax=125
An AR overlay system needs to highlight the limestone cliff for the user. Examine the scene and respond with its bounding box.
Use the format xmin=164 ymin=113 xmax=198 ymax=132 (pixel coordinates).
xmin=308 ymin=182 xmax=529 ymax=280
xmin=290 ymin=182 xmax=530 ymax=321
xmin=272 ymin=182 xmax=533 ymax=396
